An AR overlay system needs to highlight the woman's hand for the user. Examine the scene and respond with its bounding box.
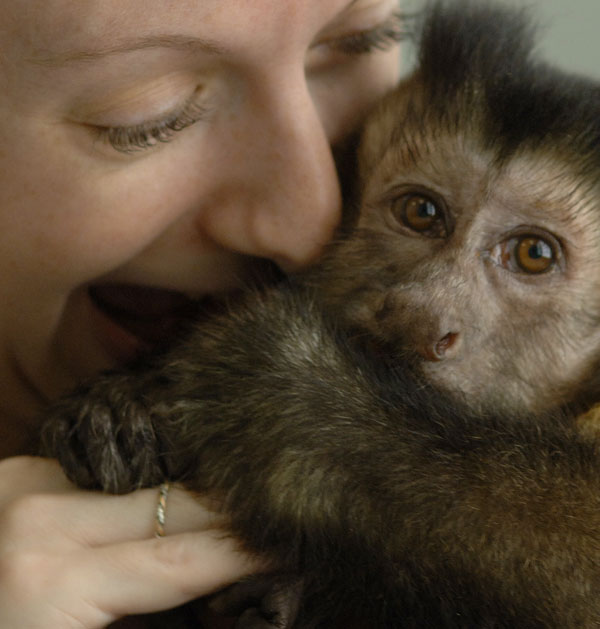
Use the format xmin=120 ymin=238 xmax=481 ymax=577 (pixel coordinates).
xmin=0 ymin=456 xmax=262 ymax=628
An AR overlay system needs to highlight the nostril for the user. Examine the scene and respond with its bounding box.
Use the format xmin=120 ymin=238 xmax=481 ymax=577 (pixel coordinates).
xmin=433 ymin=332 xmax=460 ymax=360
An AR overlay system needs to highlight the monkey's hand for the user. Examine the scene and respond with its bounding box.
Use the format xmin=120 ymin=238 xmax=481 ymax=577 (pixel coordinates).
xmin=210 ymin=575 xmax=304 ymax=629
xmin=40 ymin=371 xmax=166 ymax=493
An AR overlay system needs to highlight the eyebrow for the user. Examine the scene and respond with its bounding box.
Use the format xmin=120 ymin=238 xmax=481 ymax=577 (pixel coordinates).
xmin=29 ymin=34 xmax=225 ymax=66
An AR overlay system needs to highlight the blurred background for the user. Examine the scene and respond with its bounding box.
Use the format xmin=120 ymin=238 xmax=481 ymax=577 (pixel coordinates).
xmin=401 ymin=0 xmax=600 ymax=79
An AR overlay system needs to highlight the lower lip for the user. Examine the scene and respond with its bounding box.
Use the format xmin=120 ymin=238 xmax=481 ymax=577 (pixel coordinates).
xmin=87 ymin=294 xmax=149 ymax=366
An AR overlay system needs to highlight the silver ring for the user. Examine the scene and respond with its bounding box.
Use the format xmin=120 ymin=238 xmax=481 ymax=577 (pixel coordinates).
xmin=155 ymin=482 xmax=171 ymax=538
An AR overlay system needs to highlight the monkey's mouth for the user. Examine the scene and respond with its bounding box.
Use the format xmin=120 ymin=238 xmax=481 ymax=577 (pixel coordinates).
xmin=88 ymin=284 xmax=215 ymax=360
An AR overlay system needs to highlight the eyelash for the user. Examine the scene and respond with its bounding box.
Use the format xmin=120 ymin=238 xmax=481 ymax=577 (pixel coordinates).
xmin=328 ymin=11 xmax=408 ymax=55
xmin=96 ymin=12 xmax=407 ymax=154
xmin=95 ymin=96 xmax=208 ymax=154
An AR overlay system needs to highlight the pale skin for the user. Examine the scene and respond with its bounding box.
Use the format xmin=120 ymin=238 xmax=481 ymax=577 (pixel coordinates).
xmin=0 ymin=0 xmax=401 ymax=626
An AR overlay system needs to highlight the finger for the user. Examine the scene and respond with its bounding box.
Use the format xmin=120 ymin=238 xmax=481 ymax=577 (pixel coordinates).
xmin=0 ymin=457 xmax=75 ymax=499
xmin=0 ymin=531 xmax=265 ymax=628
xmin=84 ymin=531 xmax=266 ymax=620
xmin=70 ymin=486 xmax=228 ymax=545
xmin=0 ymin=485 xmax=228 ymax=550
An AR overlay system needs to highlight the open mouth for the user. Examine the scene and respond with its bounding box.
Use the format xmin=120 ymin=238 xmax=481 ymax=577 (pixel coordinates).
xmin=87 ymin=261 xmax=284 ymax=365
xmin=88 ymin=284 xmax=212 ymax=359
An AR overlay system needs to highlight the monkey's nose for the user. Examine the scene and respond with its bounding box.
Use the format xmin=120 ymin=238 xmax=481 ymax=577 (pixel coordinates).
xmin=419 ymin=332 xmax=461 ymax=362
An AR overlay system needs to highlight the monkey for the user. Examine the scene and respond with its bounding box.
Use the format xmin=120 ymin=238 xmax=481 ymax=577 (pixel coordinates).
xmin=41 ymin=1 xmax=600 ymax=627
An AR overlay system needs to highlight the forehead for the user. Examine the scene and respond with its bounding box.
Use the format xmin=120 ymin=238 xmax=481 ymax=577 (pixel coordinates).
xmin=361 ymin=82 xmax=600 ymax=238
xmin=0 ymin=0 xmax=354 ymax=61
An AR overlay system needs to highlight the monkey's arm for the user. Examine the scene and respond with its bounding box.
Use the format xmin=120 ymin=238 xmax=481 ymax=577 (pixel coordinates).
xmin=42 ymin=287 xmax=600 ymax=628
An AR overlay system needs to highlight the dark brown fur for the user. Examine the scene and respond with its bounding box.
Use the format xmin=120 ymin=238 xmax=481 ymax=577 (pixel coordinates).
xmin=42 ymin=2 xmax=600 ymax=627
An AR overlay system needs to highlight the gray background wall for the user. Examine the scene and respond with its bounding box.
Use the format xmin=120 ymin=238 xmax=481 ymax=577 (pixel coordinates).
xmin=402 ymin=0 xmax=600 ymax=79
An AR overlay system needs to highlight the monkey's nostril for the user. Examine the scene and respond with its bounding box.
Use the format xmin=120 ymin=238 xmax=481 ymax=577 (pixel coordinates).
xmin=433 ymin=332 xmax=460 ymax=360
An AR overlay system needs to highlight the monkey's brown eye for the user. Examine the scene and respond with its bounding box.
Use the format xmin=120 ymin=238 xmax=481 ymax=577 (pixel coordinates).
xmin=394 ymin=193 xmax=447 ymax=237
xmin=515 ymin=237 xmax=554 ymax=273
xmin=491 ymin=234 xmax=558 ymax=275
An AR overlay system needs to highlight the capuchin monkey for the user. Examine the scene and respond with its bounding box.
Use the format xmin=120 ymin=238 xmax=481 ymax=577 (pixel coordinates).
xmin=42 ymin=1 xmax=600 ymax=627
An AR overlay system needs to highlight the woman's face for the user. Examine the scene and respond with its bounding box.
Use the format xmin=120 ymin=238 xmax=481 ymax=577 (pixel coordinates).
xmin=0 ymin=0 xmax=401 ymax=426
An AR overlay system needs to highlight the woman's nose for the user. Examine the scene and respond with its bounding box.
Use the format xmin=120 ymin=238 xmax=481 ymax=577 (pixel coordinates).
xmin=200 ymin=74 xmax=343 ymax=270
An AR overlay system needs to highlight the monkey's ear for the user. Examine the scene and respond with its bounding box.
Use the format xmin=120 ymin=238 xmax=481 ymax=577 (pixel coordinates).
xmin=576 ymin=404 xmax=600 ymax=441
xmin=417 ymin=0 xmax=536 ymax=98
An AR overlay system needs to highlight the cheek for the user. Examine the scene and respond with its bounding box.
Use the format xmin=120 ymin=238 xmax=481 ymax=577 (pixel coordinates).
xmin=310 ymin=49 xmax=401 ymax=144
xmin=0 ymin=131 xmax=198 ymax=289
xmin=1 ymin=182 xmax=162 ymax=288
xmin=451 ymin=294 xmax=598 ymax=410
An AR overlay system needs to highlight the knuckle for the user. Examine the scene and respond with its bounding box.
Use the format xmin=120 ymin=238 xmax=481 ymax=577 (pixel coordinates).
xmin=0 ymin=493 xmax=61 ymax=539
xmin=0 ymin=551 xmax=93 ymax=629
xmin=0 ymin=548 xmax=53 ymax=597
xmin=0 ymin=456 xmax=70 ymax=498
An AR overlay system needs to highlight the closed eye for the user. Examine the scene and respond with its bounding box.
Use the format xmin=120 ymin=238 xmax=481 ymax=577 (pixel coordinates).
xmin=326 ymin=12 xmax=408 ymax=55
xmin=94 ymin=93 xmax=208 ymax=154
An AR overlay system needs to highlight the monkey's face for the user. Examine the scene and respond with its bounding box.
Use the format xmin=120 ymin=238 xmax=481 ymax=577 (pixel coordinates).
xmin=316 ymin=83 xmax=600 ymax=415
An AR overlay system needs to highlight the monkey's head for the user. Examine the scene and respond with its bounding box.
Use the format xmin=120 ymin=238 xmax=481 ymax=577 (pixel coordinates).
xmin=314 ymin=1 xmax=600 ymax=416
